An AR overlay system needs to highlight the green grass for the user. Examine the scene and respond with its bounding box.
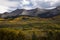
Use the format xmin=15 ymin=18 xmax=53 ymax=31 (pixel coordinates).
xmin=0 ymin=28 xmax=60 ymax=40
xmin=0 ymin=16 xmax=60 ymax=40
xmin=0 ymin=16 xmax=60 ymax=30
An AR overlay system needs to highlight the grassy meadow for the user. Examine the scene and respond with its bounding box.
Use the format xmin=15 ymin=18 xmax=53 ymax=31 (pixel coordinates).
xmin=0 ymin=16 xmax=60 ymax=40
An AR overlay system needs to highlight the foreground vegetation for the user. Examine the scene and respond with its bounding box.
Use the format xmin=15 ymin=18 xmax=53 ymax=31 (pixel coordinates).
xmin=0 ymin=15 xmax=60 ymax=40
xmin=0 ymin=28 xmax=60 ymax=40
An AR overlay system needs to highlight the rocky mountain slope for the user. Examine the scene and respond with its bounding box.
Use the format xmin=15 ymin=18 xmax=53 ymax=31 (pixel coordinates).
xmin=0 ymin=6 xmax=60 ymax=19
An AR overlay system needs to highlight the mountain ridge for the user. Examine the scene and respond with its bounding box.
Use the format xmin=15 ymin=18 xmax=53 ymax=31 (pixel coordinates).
xmin=0 ymin=6 xmax=60 ymax=19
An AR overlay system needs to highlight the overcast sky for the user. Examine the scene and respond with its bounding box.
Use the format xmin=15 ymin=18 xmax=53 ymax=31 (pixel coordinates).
xmin=0 ymin=0 xmax=60 ymax=13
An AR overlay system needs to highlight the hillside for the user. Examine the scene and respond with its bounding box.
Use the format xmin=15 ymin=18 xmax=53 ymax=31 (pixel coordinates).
xmin=0 ymin=15 xmax=60 ymax=30
xmin=0 ymin=15 xmax=60 ymax=40
xmin=0 ymin=13 xmax=60 ymax=40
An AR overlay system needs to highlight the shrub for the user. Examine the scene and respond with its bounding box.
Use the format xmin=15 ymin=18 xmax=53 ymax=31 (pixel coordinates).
xmin=0 ymin=28 xmax=25 ymax=40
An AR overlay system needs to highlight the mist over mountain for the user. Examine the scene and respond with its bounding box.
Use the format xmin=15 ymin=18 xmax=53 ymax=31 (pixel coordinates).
xmin=0 ymin=6 xmax=60 ymax=19
xmin=0 ymin=0 xmax=60 ymax=13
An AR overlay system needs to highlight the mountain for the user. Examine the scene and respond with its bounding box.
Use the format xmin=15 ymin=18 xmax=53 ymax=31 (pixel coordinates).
xmin=0 ymin=6 xmax=60 ymax=19
xmin=1 ymin=8 xmax=48 ymax=18
xmin=20 ymin=8 xmax=37 ymax=16
xmin=20 ymin=8 xmax=49 ymax=16
xmin=1 ymin=9 xmax=24 ymax=19
xmin=38 ymin=6 xmax=60 ymax=18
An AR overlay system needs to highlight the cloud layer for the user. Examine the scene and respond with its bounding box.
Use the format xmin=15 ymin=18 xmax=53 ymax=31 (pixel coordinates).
xmin=0 ymin=0 xmax=60 ymax=13
xmin=0 ymin=0 xmax=19 ymax=13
